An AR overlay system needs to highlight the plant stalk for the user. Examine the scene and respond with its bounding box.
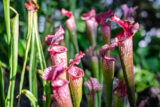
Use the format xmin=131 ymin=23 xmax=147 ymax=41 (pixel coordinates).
xmin=29 ymin=26 xmax=38 ymax=99
xmin=90 ymin=56 xmax=99 ymax=107
xmin=0 ymin=63 xmax=5 ymax=107
xmin=33 ymin=8 xmax=51 ymax=107
xmin=18 ymin=10 xmax=33 ymax=107
xmin=6 ymin=7 xmax=19 ymax=107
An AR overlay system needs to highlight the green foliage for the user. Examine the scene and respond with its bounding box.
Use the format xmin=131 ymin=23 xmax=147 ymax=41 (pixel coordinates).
xmin=135 ymin=67 xmax=160 ymax=92
xmin=21 ymin=89 xmax=39 ymax=107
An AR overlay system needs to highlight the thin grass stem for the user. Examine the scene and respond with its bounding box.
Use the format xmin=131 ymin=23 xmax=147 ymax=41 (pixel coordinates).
xmin=18 ymin=10 xmax=33 ymax=107
xmin=0 ymin=63 xmax=5 ymax=107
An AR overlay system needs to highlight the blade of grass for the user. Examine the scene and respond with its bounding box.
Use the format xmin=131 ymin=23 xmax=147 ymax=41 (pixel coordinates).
xmin=5 ymin=7 xmax=19 ymax=107
xmin=0 ymin=63 xmax=5 ymax=107
xmin=21 ymin=89 xmax=39 ymax=107
xmin=18 ymin=10 xmax=33 ymax=107
xmin=29 ymin=26 xmax=38 ymax=99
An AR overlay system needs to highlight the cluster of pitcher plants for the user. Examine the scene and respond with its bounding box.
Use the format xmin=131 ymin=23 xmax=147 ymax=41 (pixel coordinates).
xmin=1 ymin=0 xmax=139 ymax=107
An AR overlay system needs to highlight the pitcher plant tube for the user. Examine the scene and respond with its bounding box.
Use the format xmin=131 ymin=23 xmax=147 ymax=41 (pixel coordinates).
xmin=61 ymin=8 xmax=80 ymax=53
xmin=67 ymin=52 xmax=85 ymax=107
xmin=42 ymin=62 xmax=73 ymax=107
xmin=99 ymin=43 xmax=117 ymax=107
xmin=110 ymin=14 xmax=139 ymax=107
xmin=81 ymin=9 xmax=97 ymax=46
xmin=95 ymin=9 xmax=113 ymax=45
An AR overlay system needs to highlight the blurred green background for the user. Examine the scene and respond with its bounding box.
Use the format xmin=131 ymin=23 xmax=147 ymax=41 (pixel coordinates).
xmin=0 ymin=0 xmax=159 ymax=95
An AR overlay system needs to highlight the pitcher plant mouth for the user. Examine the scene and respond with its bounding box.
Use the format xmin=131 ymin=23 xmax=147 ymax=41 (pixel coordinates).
xmin=42 ymin=25 xmax=73 ymax=107
xmin=69 ymin=51 xmax=85 ymax=66
xmin=110 ymin=14 xmax=139 ymax=42
xmin=95 ymin=9 xmax=113 ymax=45
xmin=84 ymin=77 xmax=103 ymax=94
xmin=45 ymin=26 xmax=64 ymax=45
xmin=84 ymin=77 xmax=102 ymax=107
xmin=66 ymin=52 xmax=85 ymax=107
xmin=25 ymin=0 xmax=39 ymax=12
xmin=52 ymin=79 xmax=69 ymax=88
xmin=42 ymin=61 xmax=73 ymax=107
xmin=42 ymin=61 xmax=66 ymax=81
xmin=81 ymin=9 xmax=97 ymax=46
xmin=61 ymin=8 xmax=76 ymax=34
xmin=67 ymin=65 xmax=84 ymax=79
xmin=45 ymin=26 xmax=68 ymax=66
xmin=48 ymin=45 xmax=67 ymax=55
xmin=121 ymin=4 xmax=138 ymax=22
xmin=81 ymin=9 xmax=96 ymax=21
xmin=95 ymin=9 xmax=113 ymax=26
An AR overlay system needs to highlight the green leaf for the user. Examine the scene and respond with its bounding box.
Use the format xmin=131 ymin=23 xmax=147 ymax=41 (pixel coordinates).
xmin=21 ymin=89 xmax=39 ymax=107
xmin=135 ymin=67 xmax=160 ymax=92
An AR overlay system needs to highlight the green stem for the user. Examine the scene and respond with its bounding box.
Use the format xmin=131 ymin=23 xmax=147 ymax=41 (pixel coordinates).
xmin=0 ymin=63 xmax=5 ymax=107
xmin=33 ymin=10 xmax=51 ymax=107
xmin=6 ymin=7 xmax=19 ymax=107
xmin=65 ymin=30 xmax=70 ymax=64
xmin=18 ymin=10 xmax=33 ymax=107
xmin=87 ymin=94 xmax=95 ymax=107
xmin=3 ymin=0 xmax=12 ymax=96
xmin=29 ymin=26 xmax=38 ymax=99
xmin=91 ymin=56 xmax=99 ymax=79
xmin=3 ymin=0 xmax=11 ymax=45
xmin=69 ymin=30 xmax=79 ymax=53
xmin=69 ymin=0 xmax=76 ymax=14
xmin=90 ymin=56 xmax=99 ymax=107
xmin=98 ymin=58 xmax=103 ymax=107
